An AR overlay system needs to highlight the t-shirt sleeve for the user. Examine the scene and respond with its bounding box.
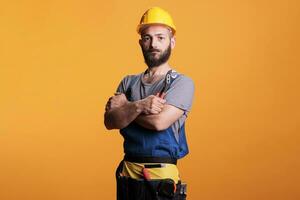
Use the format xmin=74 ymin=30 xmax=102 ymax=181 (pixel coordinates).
xmin=116 ymin=75 xmax=129 ymax=94
xmin=165 ymin=75 xmax=195 ymax=114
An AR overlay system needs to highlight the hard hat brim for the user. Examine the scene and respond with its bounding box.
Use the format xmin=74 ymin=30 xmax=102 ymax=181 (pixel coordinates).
xmin=137 ymin=23 xmax=176 ymax=35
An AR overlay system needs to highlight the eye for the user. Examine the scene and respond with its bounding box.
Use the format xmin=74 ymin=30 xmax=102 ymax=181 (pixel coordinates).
xmin=158 ymin=36 xmax=165 ymax=41
xmin=142 ymin=36 xmax=150 ymax=42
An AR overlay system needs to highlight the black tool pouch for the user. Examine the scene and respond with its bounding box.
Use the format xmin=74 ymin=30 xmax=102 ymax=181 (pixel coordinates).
xmin=116 ymin=161 xmax=187 ymax=200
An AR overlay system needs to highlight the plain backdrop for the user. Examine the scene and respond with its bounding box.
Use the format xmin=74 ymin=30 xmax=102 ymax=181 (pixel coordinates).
xmin=0 ymin=0 xmax=299 ymax=200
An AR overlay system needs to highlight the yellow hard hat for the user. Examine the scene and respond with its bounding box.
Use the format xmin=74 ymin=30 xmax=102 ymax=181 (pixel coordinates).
xmin=137 ymin=7 xmax=176 ymax=35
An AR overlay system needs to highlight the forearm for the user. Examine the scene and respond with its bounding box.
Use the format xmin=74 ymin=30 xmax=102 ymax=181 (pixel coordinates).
xmin=135 ymin=104 xmax=185 ymax=131
xmin=104 ymin=101 xmax=143 ymax=130
xmin=134 ymin=114 xmax=160 ymax=131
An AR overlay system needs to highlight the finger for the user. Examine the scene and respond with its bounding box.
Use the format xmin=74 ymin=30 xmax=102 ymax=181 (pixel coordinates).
xmin=157 ymin=103 xmax=164 ymax=109
xmin=144 ymin=111 xmax=150 ymax=115
xmin=105 ymin=104 xmax=111 ymax=111
xmin=110 ymin=102 xmax=117 ymax=108
xmin=149 ymin=110 xmax=159 ymax=114
xmin=151 ymin=103 xmax=163 ymax=111
xmin=106 ymin=101 xmax=111 ymax=107
xmin=105 ymin=103 xmax=110 ymax=110
xmin=155 ymin=97 xmax=166 ymax=104
xmin=151 ymin=105 xmax=162 ymax=113
xmin=152 ymin=101 xmax=164 ymax=109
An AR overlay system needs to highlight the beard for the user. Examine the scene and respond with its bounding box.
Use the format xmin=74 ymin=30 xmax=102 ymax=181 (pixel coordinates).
xmin=142 ymin=44 xmax=172 ymax=68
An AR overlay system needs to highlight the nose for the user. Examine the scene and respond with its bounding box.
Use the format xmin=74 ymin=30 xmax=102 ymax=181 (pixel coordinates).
xmin=150 ymin=37 xmax=158 ymax=49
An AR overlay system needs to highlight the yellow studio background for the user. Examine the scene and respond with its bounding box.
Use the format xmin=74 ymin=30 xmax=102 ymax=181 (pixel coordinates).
xmin=0 ymin=0 xmax=299 ymax=200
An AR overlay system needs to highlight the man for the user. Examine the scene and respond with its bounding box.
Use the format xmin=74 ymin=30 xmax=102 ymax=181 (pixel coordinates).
xmin=104 ymin=7 xmax=194 ymax=200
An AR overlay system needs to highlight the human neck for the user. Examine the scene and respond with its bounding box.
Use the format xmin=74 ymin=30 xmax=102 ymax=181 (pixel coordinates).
xmin=146 ymin=63 xmax=171 ymax=77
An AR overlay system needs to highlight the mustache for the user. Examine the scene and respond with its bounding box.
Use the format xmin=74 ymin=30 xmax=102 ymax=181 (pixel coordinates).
xmin=146 ymin=49 xmax=161 ymax=53
xmin=146 ymin=49 xmax=161 ymax=52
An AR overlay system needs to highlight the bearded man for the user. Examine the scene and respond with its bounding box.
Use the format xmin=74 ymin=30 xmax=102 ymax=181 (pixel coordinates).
xmin=104 ymin=7 xmax=195 ymax=200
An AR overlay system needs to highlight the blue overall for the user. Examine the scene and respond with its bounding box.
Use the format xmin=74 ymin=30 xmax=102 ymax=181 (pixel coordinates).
xmin=116 ymin=70 xmax=189 ymax=200
xmin=120 ymin=122 xmax=188 ymax=159
xmin=120 ymin=70 xmax=189 ymax=160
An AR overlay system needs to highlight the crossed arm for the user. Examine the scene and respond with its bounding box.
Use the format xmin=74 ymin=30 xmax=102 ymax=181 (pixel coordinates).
xmin=104 ymin=93 xmax=184 ymax=131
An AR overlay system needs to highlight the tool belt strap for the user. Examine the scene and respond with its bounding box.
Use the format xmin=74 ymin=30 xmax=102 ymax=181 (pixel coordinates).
xmin=124 ymin=155 xmax=177 ymax=165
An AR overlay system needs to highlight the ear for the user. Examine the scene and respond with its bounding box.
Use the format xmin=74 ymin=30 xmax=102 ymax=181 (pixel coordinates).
xmin=170 ymin=36 xmax=176 ymax=49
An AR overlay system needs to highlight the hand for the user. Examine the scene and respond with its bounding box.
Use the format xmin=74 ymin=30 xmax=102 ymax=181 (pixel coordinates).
xmin=139 ymin=95 xmax=166 ymax=115
xmin=105 ymin=93 xmax=128 ymax=112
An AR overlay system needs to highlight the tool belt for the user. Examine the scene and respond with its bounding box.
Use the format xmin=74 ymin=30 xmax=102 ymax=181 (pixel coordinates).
xmin=116 ymin=161 xmax=187 ymax=200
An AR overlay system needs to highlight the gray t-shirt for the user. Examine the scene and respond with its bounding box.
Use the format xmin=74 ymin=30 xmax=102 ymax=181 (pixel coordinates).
xmin=116 ymin=70 xmax=194 ymax=142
